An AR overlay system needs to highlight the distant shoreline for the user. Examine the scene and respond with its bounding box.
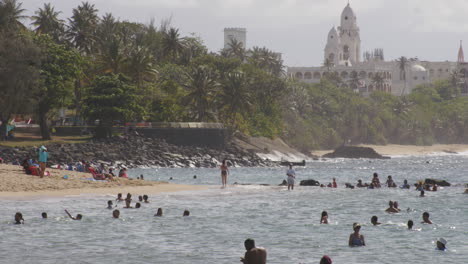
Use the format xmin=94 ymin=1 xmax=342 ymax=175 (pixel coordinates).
xmin=311 ymin=144 xmax=468 ymax=157
xmin=0 ymin=164 xmax=209 ymax=199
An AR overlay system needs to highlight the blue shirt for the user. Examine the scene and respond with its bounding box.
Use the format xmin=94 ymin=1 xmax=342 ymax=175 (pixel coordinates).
xmin=38 ymin=149 xmax=48 ymax=163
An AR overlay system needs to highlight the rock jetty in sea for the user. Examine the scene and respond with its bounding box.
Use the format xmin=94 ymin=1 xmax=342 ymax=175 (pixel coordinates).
xmin=424 ymin=178 xmax=451 ymax=187
xmin=322 ymin=146 xmax=390 ymax=159
xmin=300 ymin=179 xmax=320 ymax=186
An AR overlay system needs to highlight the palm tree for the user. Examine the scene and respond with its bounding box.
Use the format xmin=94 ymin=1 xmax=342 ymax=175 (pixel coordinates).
xmin=31 ymin=3 xmax=64 ymax=42
xmin=372 ymin=72 xmax=386 ymax=91
xmin=162 ymin=27 xmax=185 ymax=63
xmin=181 ymin=65 xmax=218 ymax=122
xmin=396 ymin=56 xmax=409 ymax=95
xmin=0 ymin=0 xmax=26 ymax=31
xmin=248 ymin=46 xmax=284 ymax=76
xmin=125 ymin=41 xmax=157 ymax=89
xmin=66 ymin=1 xmax=99 ymax=56
xmin=95 ymin=13 xmax=124 ymax=74
xmin=219 ymin=71 xmax=252 ymax=128
xmin=348 ymin=71 xmax=360 ymax=91
xmin=222 ymin=39 xmax=245 ymax=61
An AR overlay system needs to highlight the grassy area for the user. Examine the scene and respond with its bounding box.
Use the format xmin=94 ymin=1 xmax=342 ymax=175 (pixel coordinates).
xmin=0 ymin=134 xmax=92 ymax=148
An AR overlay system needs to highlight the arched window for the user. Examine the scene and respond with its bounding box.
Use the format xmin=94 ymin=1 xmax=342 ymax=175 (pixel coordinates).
xmin=304 ymin=72 xmax=312 ymax=79
xmin=313 ymin=72 xmax=321 ymax=79
xmin=359 ymin=71 xmax=366 ymax=78
xmin=295 ymin=72 xmax=303 ymax=79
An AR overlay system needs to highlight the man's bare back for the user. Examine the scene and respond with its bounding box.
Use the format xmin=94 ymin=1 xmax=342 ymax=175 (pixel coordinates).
xmin=241 ymin=247 xmax=266 ymax=264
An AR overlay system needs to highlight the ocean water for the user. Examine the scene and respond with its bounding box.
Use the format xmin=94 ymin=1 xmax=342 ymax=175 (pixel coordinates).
xmin=0 ymin=154 xmax=467 ymax=264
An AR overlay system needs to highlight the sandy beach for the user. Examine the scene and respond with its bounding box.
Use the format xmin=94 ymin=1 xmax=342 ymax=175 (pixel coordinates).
xmin=0 ymin=164 xmax=208 ymax=199
xmin=311 ymin=144 xmax=468 ymax=157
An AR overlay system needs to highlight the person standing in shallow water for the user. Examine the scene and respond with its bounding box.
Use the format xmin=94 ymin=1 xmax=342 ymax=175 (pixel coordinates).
xmin=349 ymin=223 xmax=365 ymax=247
xmin=220 ymin=159 xmax=229 ymax=188
xmin=240 ymin=238 xmax=266 ymax=264
xmin=286 ymin=164 xmax=296 ymax=191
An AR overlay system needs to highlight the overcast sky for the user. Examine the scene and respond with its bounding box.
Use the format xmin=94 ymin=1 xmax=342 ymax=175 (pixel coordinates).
xmin=22 ymin=0 xmax=468 ymax=66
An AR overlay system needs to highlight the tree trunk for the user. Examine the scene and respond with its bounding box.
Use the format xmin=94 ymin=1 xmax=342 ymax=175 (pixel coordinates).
xmin=73 ymin=79 xmax=82 ymax=126
xmin=0 ymin=118 xmax=7 ymax=141
xmin=38 ymin=108 xmax=51 ymax=140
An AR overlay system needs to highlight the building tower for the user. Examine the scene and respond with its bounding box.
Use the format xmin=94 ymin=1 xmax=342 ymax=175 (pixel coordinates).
xmin=338 ymin=3 xmax=361 ymax=64
xmin=457 ymin=40 xmax=464 ymax=63
xmin=324 ymin=26 xmax=341 ymax=66
xmin=223 ymin=28 xmax=247 ymax=50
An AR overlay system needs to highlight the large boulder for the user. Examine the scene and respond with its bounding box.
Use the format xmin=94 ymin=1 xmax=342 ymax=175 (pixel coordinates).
xmin=323 ymin=146 xmax=390 ymax=159
xmin=300 ymin=179 xmax=320 ymax=186
xmin=424 ymin=178 xmax=451 ymax=187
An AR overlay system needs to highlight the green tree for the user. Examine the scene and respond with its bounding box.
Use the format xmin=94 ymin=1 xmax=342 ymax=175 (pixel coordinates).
xmin=371 ymin=72 xmax=385 ymax=91
xmin=396 ymin=56 xmax=409 ymax=95
xmin=66 ymin=1 xmax=99 ymax=55
xmin=34 ymin=34 xmax=82 ymax=139
xmin=0 ymin=30 xmax=41 ymax=140
xmin=181 ymin=65 xmax=218 ymax=122
xmin=162 ymin=27 xmax=185 ymax=63
xmin=219 ymin=71 xmax=252 ymax=129
xmin=222 ymin=38 xmax=245 ymax=61
xmin=83 ymin=74 xmax=145 ymax=138
xmin=31 ymin=3 xmax=64 ymax=42
xmin=0 ymin=0 xmax=26 ymax=31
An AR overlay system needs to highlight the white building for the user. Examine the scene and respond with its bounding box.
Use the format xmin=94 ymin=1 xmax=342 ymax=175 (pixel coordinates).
xmin=287 ymin=3 xmax=464 ymax=96
xmin=224 ymin=28 xmax=247 ymax=49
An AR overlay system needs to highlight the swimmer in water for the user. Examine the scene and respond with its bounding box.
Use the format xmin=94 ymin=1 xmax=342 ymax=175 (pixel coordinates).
xmin=112 ymin=209 xmax=120 ymax=218
xmin=349 ymin=223 xmax=365 ymax=247
xmin=420 ymin=190 xmax=425 ymax=197
xmin=14 ymin=212 xmax=24 ymax=224
xmin=320 ymin=255 xmax=332 ymax=264
xmin=143 ymin=195 xmax=149 ymax=203
xmin=371 ymin=215 xmax=381 ymax=226
xmin=320 ymin=211 xmax=328 ymax=224
xmin=385 ymin=201 xmax=399 ymax=213
xmin=371 ymin=173 xmax=381 ymax=188
xmin=138 ymin=195 xmax=143 ymax=202
xmin=401 ymin=179 xmax=410 ymax=189
xmin=422 ymin=212 xmax=432 ymax=224
xmin=155 ymin=208 xmax=163 ymax=217
xmin=393 ymin=201 xmax=401 ymax=212
xmin=124 ymin=193 xmax=132 ymax=208
xmin=436 ymin=238 xmax=447 ymax=251
xmin=432 ymin=184 xmax=437 ymax=191
xmin=240 ymin=238 xmax=267 ymax=264
xmin=116 ymin=193 xmax=124 ymax=202
xmin=407 ymin=220 xmax=414 ymax=230
xmin=135 ymin=202 xmax=141 ymax=209
xmin=41 ymin=212 xmax=47 ymax=219
xmin=332 ymin=178 xmax=337 ymax=188
xmin=64 ymin=209 xmax=82 ymax=220
xmin=183 ymin=210 xmax=190 ymax=216
xmin=107 ymin=200 xmax=113 ymax=209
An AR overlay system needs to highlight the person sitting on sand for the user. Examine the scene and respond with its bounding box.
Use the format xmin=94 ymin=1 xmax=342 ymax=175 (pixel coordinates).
xmin=422 ymin=212 xmax=432 ymax=224
xmin=240 ymin=238 xmax=267 ymax=264
xmin=42 ymin=212 xmax=47 ymax=219
xmin=113 ymin=209 xmax=120 ymax=219
xmin=393 ymin=201 xmax=401 ymax=212
xmin=371 ymin=216 xmax=381 ymax=225
xmin=385 ymin=201 xmax=399 ymax=213
xmin=407 ymin=220 xmax=414 ymax=230
xmin=65 ymin=209 xmax=82 ymax=220
xmin=349 ymin=223 xmax=365 ymax=247
xmin=143 ymin=195 xmax=149 ymax=203
xmin=436 ymin=238 xmax=447 ymax=251
xmin=155 ymin=208 xmax=163 ymax=217
xmin=116 ymin=193 xmax=124 ymax=202
xmin=320 ymin=255 xmax=332 ymax=264
xmin=321 ymin=211 xmax=328 ymax=224
xmin=107 ymin=200 xmax=113 ymax=209
xmin=14 ymin=212 xmax=24 ymax=224
xmin=371 ymin=173 xmax=381 ymax=188
xmin=140 ymin=174 xmax=144 ymax=180
xmin=401 ymin=179 xmax=410 ymax=189
xmin=108 ymin=168 xmax=115 ymax=177
xmin=183 ymin=210 xmax=190 ymax=216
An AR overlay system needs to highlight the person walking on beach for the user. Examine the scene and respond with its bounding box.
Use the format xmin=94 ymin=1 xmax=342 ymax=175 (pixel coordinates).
xmin=349 ymin=223 xmax=365 ymax=247
xmin=240 ymin=238 xmax=266 ymax=264
xmin=286 ymin=164 xmax=296 ymax=191
xmin=220 ymin=159 xmax=229 ymax=188
xmin=38 ymin=146 xmax=48 ymax=178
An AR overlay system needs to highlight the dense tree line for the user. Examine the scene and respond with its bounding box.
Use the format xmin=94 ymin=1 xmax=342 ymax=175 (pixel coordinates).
xmin=1 ymin=0 xmax=467 ymax=150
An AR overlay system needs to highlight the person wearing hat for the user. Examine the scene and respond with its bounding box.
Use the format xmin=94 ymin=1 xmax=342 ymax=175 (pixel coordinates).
xmin=38 ymin=145 xmax=48 ymax=178
xmin=349 ymin=223 xmax=366 ymax=247
xmin=436 ymin=238 xmax=447 ymax=251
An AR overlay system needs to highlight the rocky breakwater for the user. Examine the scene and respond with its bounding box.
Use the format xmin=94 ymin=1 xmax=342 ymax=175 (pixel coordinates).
xmin=0 ymin=136 xmax=277 ymax=168
xmin=323 ymin=146 xmax=390 ymax=159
